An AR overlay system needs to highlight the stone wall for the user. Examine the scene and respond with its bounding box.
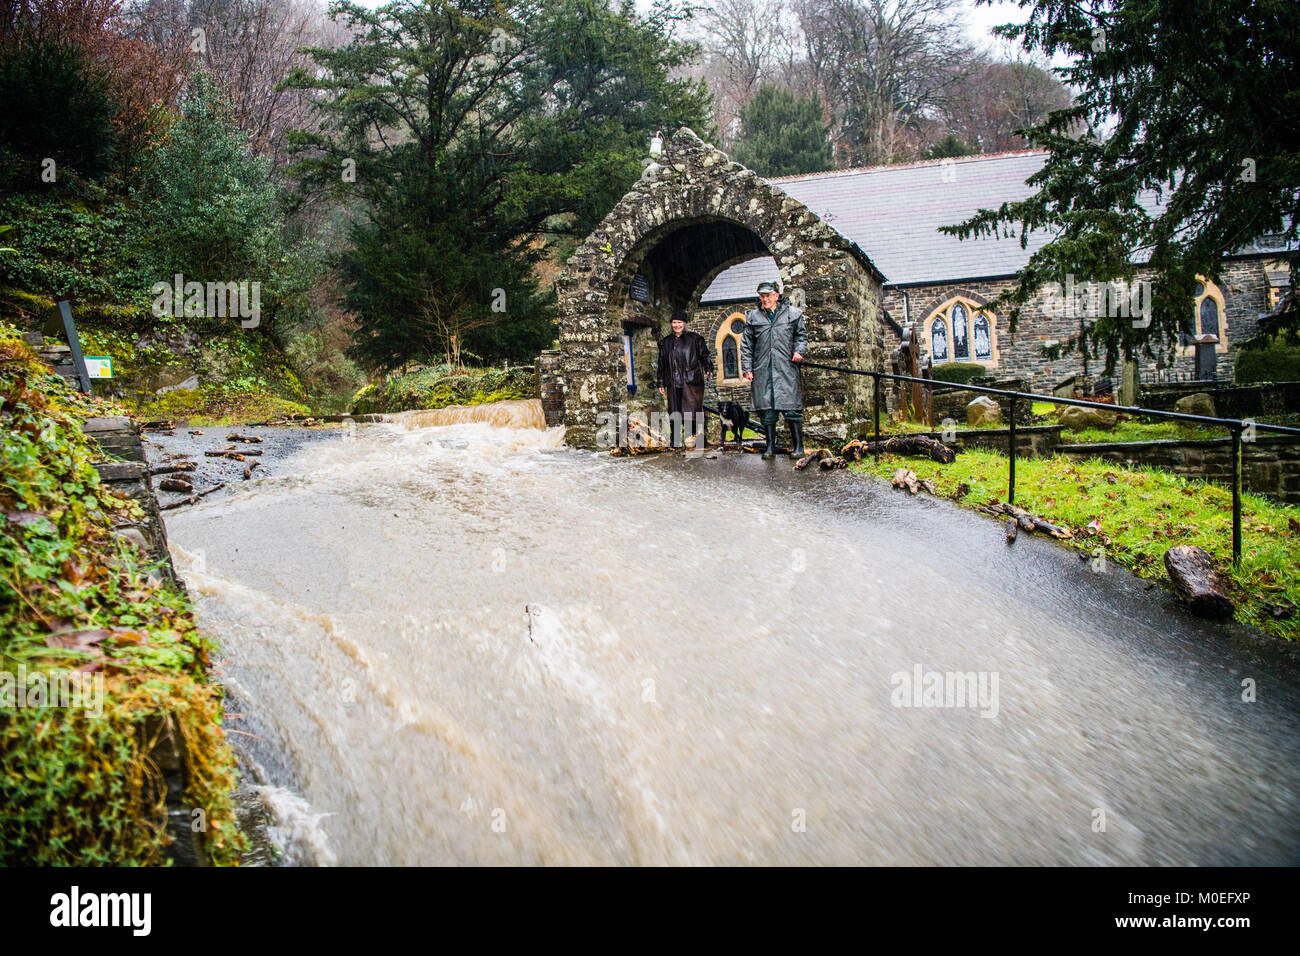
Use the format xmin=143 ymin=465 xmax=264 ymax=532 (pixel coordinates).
xmin=84 ymin=416 xmax=208 ymax=865
xmin=536 ymin=350 xmax=565 ymax=428
xmin=1057 ymin=435 xmax=1300 ymax=504
xmin=928 ymin=379 xmax=1035 ymax=426
xmin=878 ymin=258 xmax=1274 ymax=393
xmin=1137 ymin=381 xmax=1300 ymax=419
xmin=898 ymin=424 xmax=1064 ymax=459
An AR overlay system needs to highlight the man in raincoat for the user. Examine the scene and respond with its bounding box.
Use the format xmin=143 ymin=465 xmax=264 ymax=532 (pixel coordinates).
xmin=742 ymin=281 xmax=806 ymax=459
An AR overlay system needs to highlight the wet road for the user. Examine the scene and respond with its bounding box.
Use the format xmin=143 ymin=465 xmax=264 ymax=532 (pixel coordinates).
xmin=154 ymin=413 xmax=1300 ymax=865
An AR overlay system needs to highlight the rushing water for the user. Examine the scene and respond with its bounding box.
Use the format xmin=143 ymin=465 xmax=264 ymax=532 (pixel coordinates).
xmin=163 ymin=402 xmax=1300 ymax=865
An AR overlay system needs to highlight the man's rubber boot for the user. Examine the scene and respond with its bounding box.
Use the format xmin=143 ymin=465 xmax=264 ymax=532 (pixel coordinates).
xmin=761 ymin=424 xmax=777 ymax=460
xmin=788 ymin=422 xmax=805 ymax=459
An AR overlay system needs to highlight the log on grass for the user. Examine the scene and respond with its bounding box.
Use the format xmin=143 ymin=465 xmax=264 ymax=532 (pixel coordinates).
xmin=862 ymin=435 xmax=956 ymax=464
xmin=1163 ymin=545 xmax=1235 ymax=619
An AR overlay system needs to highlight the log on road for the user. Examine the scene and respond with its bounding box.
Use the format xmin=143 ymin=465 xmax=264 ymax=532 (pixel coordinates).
xmin=794 ymin=449 xmax=831 ymax=470
xmin=149 ymin=461 xmax=196 ymax=477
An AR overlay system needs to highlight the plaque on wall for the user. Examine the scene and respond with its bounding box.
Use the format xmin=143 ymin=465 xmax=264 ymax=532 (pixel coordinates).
xmin=629 ymin=273 xmax=651 ymax=303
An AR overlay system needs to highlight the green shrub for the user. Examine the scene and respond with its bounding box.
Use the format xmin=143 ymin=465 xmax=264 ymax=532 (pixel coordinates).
xmin=0 ymin=326 xmax=243 ymax=864
xmin=930 ymin=362 xmax=988 ymax=385
xmin=1235 ymin=337 xmax=1300 ymax=384
xmin=351 ymin=364 xmax=537 ymax=414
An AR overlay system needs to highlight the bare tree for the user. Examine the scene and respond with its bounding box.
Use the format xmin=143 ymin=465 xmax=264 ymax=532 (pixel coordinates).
xmin=696 ymin=0 xmax=793 ymax=143
xmin=793 ymin=0 xmax=974 ymax=166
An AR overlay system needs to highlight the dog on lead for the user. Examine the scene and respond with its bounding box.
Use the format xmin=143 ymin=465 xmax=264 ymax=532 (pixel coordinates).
xmin=718 ymin=401 xmax=748 ymax=446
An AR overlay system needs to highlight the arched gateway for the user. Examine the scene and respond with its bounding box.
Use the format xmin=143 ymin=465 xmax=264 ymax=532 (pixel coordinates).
xmin=551 ymin=128 xmax=888 ymax=448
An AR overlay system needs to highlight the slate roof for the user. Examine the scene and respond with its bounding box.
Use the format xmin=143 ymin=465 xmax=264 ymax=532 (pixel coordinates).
xmin=700 ymin=150 xmax=1293 ymax=303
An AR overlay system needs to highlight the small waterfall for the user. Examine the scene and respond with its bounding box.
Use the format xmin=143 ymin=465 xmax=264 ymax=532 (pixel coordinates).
xmin=387 ymin=398 xmax=549 ymax=431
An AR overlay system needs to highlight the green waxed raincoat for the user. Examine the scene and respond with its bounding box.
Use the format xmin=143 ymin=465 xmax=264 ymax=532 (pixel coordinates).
xmin=741 ymin=300 xmax=807 ymax=411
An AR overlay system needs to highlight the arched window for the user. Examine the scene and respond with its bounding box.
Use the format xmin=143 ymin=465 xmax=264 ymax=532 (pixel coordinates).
xmin=1179 ymin=277 xmax=1229 ymax=356
xmin=951 ymin=303 xmax=969 ymax=359
xmin=930 ymin=317 xmax=949 ymax=361
xmin=715 ymin=313 xmax=747 ymax=384
xmin=923 ymin=297 xmax=998 ymax=367
xmin=972 ymin=313 xmax=992 ymax=360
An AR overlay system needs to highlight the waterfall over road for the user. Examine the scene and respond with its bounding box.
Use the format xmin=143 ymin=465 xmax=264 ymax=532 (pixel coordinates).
xmin=159 ymin=414 xmax=1300 ymax=865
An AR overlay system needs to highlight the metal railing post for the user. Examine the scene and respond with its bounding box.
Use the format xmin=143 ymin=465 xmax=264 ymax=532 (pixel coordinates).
xmin=1231 ymin=425 xmax=1243 ymax=566
xmin=1008 ymin=396 xmax=1017 ymax=505
xmin=873 ymin=373 xmax=881 ymax=458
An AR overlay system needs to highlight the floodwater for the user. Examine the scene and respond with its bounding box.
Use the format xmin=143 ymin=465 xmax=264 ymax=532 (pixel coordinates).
xmin=160 ymin=401 xmax=1300 ymax=865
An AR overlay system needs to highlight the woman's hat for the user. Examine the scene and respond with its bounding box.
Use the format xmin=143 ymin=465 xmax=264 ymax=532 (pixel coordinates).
xmin=670 ymin=309 xmax=689 ymax=323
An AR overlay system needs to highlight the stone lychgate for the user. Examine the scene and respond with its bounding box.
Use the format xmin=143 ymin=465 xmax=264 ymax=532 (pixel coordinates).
xmin=551 ymin=127 xmax=888 ymax=448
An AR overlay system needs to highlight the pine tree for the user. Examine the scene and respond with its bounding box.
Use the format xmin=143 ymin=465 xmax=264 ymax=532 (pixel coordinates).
xmin=731 ymin=84 xmax=835 ymax=178
xmin=944 ymin=0 xmax=1300 ymax=371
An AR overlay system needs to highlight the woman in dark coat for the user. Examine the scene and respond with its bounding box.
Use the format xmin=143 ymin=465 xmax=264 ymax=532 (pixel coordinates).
xmin=656 ymin=309 xmax=712 ymax=447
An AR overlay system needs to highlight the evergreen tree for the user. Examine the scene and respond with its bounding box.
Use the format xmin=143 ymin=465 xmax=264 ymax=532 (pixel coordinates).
xmin=731 ymin=84 xmax=834 ymax=177
xmin=945 ymin=0 xmax=1300 ymax=372
xmin=283 ymin=0 xmax=711 ymax=369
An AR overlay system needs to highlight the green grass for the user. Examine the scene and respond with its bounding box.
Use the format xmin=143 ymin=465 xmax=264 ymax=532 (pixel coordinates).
xmin=849 ymin=447 xmax=1300 ymax=641
xmin=1058 ymin=420 xmax=1226 ymax=444
xmin=0 ymin=326 xmax=244 ymax=864
xmin=351 ymin=364 xmax=537 ymax=414
xmin=127 ymin=386 xmax=311 ymax=426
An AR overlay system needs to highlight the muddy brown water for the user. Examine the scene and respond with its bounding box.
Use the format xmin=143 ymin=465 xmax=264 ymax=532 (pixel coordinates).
xmin=157 ymin=402 xmax=1300 ymax=865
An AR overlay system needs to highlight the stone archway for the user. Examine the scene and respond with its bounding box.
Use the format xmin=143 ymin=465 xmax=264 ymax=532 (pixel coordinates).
xmin=553 ymin=128 xmax=887 ymax=448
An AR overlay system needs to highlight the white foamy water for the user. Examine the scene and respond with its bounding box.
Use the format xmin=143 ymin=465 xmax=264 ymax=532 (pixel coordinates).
xmin=165 ymin=404 xmax=1300 ymax=865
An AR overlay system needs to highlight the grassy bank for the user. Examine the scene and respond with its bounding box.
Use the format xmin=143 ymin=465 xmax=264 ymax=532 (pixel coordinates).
xmin=0 ymin=326 xmax=243 ymax=864
xmin=351 ymin=364 xmax=537 ymax=414
xmin=849 ymin=446 xmax=1300 ymax=641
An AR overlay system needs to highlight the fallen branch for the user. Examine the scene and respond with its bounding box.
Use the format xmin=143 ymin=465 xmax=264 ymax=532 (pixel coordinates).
xmin=158 ymin=482 xmax=226 ymax=512
xmin=149 ymin=462 xmax=196 ymax=477
xmin=845 ymin=435 xmax=956 ymax=464
xmin=886 ymin=468 xmax=937 ymax=495
xmin=157 ymin=477 xmax=194 ymax=493
xmin=225 ymin=433 xmax=263 ymax=443
xmin=985 ymin=501 xmax=1074 ymax=539
xmin=794 ymin=448 xmax=831 ymax=470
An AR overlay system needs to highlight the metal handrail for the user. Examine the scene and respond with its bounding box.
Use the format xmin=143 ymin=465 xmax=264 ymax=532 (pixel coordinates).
xmin=797 ymin=359 xmax=1300 ymax=565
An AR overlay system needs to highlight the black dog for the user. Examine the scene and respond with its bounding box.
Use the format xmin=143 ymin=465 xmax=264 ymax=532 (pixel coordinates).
xmin=718 ymin=401 xmax=748 ymax=446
